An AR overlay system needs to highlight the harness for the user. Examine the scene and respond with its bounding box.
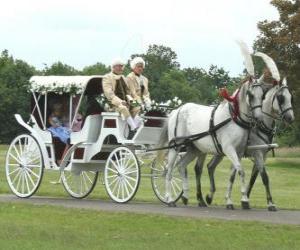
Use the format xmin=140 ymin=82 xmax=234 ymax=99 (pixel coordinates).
xmin=146 ymin=104 xmax=231 ymax=153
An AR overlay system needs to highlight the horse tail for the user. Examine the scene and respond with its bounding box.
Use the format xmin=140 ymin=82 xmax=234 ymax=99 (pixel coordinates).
xmin=156 ymin=122 xmax=169 ymax=163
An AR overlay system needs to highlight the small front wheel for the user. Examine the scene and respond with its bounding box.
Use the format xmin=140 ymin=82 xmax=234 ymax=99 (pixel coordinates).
xmin=104 ymin=147 xmax=140 ymax=203
xmin=151 ymin=157 xmax=183 ymax=204
xmin=61 ymin=167 xmax=98 ymax=199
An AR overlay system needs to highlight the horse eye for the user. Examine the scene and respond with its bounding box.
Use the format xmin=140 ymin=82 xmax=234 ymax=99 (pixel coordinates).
xmin=277 ymin=95 xmax=284 ymax=105
xmin=247 ymin=90 xmax=254 ymax=99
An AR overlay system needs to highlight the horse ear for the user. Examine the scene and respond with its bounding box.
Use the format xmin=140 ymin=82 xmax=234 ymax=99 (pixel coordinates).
xmin=282 ymin=77 xmax=287 ymax=86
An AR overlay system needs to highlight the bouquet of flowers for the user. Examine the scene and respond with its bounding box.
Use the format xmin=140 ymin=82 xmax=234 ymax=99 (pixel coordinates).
xmin=142 ymin=97 xmax=183 ymax=115
xmin=96 ymin=94 xmax=111 ymax=111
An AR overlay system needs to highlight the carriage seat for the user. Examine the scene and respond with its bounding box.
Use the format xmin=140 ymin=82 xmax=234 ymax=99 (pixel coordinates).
xmin=70 ymin=114 xmax=102 ymax=144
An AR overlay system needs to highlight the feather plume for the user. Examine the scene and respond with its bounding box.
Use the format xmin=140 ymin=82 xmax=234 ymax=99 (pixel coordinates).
xmin=236 ymin=40 xmax=255 ymax=76
xmin=254 ymin=52 xmax=280 ymax=82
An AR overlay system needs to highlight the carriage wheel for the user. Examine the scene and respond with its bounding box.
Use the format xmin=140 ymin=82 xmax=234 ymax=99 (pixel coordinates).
xmin=61 ymin=167 xmax=98 ymax=199
xmin=104 ymin=146 xmax=140 ymax=203
xmin=151 ymin=157 xmax=183 ymax=204
xmin=5 ymin=134 xmax=44 ymax=198
xmin=60 ymin=145 xmax=98 ymax=199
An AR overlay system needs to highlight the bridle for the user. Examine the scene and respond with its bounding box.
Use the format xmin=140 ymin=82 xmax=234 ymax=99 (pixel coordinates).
xmin=246 ymin=79 xmax=264 ymax=112
xmin=271 ymin=85 xmax=294 ymax=118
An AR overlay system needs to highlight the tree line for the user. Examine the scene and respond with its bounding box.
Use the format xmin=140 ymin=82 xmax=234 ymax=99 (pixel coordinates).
xmin=0 ymin=0 xmax=299 ymax=145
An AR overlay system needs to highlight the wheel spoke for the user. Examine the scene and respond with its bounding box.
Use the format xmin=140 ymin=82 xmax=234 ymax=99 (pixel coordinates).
xmin=12 ymin=145 xmax=21 ymax=160
xmin=106 ymin=174 xmax=118 ymax=179
xmin=12 ymin=168 xmax=22 ymax=185
xmin=25 ymin=167 xmax=40 ymax=179
xmin=114 ymin=153 xmax=122 ymax=171
xmin=81 ymin=172 xmax=89 ymax=192
xmin=111 ymin=178 xmax=120 ymax=195
xmin=108 ymin=175 xmax=119 ymax=187
xmin=124 ymin=169 xmax=138 ymax=175
xmin=106 ymin=166 xmax=118 ymax=174
xmin=172 ymin=178 xmax=181 ymax=191
xmin=24 ymin=171 xmax=31 ymax=194
xmin=9 ymin=153 xmax=22 ymax=164
xmin=21 ymin=171 xmax=25 ymax=194
xmin=124 ymin=174 xmax=137 ymax=182
xmin=18 ymin=140 xmax=23 ymax=156
xmin=108 ymin=159 xmax=120 ymax=173
xmin=25 ymin=169 xmax=35 ymax=187
xmin=26 ymin=155 xmax=41 ymax=165
xmin=123 ymin=177 xmax=134 ymax=191
xmin=8 ymin=167 xmax=21 ymax=176
xmin=83 ymin=171 xmax=93 ymax=184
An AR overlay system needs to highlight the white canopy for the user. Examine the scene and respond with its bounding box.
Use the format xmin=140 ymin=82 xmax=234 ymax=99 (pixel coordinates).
xmin=29 ymin=75 xmax=103 ymax=94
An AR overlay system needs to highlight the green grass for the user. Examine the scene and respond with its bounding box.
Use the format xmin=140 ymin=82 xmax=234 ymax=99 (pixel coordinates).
xmin=1 ymin=145 xmax=300 ymax=209
xmin=0 ymin=202 xmax=299 ymax=250
xmin=1 ymin=145 xmax=300 ymax=249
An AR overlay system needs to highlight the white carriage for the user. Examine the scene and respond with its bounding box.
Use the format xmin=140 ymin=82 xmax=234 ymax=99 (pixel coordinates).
xmin=5 ymin=76 xmax=183 ymax=203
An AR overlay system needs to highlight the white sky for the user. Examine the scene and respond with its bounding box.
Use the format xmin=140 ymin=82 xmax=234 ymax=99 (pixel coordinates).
xmin=0 ymin=0 xmax=278 ymax=76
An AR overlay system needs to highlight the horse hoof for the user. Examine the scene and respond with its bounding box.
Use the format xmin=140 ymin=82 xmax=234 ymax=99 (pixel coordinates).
xmin=198 ymin=201 xmax=207 ymax=207
xmin=181 ymin=196 xmax=188 ymax=205
xmin=168 ymin=202 xmax=177 ymax=207
xmin=206 ymin=194 xmax=213 ymax=205
xmin=241 ymin=201 xmax=250 ymax=210
xmin=268 ymin=205 xmax=277 ymax=212
xmin=226 ymin=204 xmax=234 ymax=210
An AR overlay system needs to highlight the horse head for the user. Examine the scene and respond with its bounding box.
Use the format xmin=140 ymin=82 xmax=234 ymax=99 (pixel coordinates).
xmin=271 ymin=77 xmax=295 ymax=124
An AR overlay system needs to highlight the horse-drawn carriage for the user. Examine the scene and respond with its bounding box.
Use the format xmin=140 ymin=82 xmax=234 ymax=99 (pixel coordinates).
xmin=5 ymin=75 xmax=183 ymax=203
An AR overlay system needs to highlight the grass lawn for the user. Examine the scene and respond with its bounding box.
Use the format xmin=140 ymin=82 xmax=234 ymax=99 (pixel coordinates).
xmin=0 ymin=145 xmax=300 ymax=249
xmin=0 ymin=202 xmax=300 ymax=250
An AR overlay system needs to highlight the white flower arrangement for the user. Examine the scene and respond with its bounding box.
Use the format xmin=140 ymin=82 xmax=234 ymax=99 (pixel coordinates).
xmin=29 ymin=76 xmax=89 ymax=95
xmin=95 ymin=94 xmax=111 ymax=111
xmin=143 ymin=96 xmax=183 ymax=114
xmin=29 ymin=80 xmax=85 ymax=95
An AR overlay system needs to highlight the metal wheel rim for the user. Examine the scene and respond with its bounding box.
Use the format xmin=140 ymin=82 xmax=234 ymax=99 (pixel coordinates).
xmin=5 ymin=134 xmax=44 ymax=198
xmin=61 ymin=168 xmax=98 ymax=199
xmin=104 ymin=147 xmax=140 ymax=203
xmin=151 ymin=158 xmax=183 ymax=203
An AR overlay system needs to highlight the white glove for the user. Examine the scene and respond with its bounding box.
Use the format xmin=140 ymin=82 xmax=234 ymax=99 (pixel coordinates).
xmin=144 ymin=99 xmax=152 ymax=110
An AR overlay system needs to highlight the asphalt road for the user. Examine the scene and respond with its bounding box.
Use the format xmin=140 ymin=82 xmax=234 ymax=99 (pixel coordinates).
xmin=1 ymin=194 xmax=300 ymax=225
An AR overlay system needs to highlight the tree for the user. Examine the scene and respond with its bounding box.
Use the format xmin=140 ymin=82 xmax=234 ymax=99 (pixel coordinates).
xmin=130 ymin=44 xmax=180 ymax=97
xmin=155 ymin=70 xmax=198 ymax=103
xmin=42 ymin=61 xmax=79 ymax=75
xmin=0 ymin=50 xmax=36 ymax=142
xmin=81 ymin=62 xmax=110 ymax=75
xmin=254 ymin=0 xmax=300 ymax=145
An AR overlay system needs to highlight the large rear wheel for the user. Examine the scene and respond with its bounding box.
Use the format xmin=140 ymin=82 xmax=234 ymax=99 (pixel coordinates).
xmin=5 ymin=134 xmax=44 ymax=198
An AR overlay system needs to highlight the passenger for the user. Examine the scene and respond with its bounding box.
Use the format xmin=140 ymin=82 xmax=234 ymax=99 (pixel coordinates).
xmin=127 ymin=57 xmax=151 ymax=126
xmin=72 ymin=113 xmax=83 ymax=132
xmin=48 ymin=103 xmax=70 ymax=144
xmin=102 ymin=58 xmax=138 ymax=139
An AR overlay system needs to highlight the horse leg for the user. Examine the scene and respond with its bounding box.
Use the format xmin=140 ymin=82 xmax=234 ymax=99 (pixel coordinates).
xmin=194 ymin=153 xmax=207 ymax=207
xmin=177 ymin=148 xmax=197 ymax=205
xmin=165 ymin=149 xmax=178 ymax=207
xmin=225 ymin=165 xmax=237 ymax=210
xmin=206 ymin=155 xmax=224 ymax=205
xmin=246 ymin=164 xmax=259 ymax=198
xmin=223 ymin=147 xmax=249 ymax=210
xmin=253 ymin=151 xmax=277 ymax=211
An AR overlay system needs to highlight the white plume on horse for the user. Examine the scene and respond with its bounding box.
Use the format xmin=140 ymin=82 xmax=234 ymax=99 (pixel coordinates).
xmin=254 ymin=52 xmax=281 ymax=82
xmin=236 ymin=40 xmax=255 ymax=76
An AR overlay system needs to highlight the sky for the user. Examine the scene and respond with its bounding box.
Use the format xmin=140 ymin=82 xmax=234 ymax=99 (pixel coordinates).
xmin=0 ymin=0 xmax=279 ymax=76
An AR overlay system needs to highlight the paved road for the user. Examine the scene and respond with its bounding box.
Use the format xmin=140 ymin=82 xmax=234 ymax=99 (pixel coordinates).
xmin=1 ymin=194 xmax=300 ymax=225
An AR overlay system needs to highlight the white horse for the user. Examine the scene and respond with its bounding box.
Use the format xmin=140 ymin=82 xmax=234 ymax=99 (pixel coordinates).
xmin=194 ymin=55 xmax=294 ymax=210
xmin=157 ymin=77 xmax=265 ymax=207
